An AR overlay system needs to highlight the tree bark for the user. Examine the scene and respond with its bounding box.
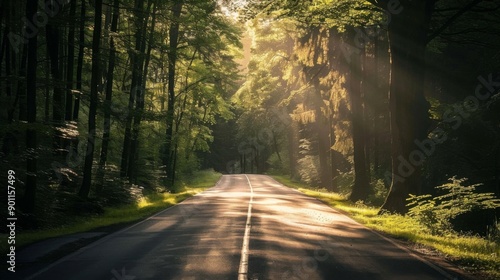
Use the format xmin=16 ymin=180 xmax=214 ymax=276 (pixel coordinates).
xmin=73 ymin=0 xmax=86 ymax=121
xmin=288 ymin=119 xmax=299 ymax=180
xmin=17 ymin=45 xmax=28 ymax=122
xmin=24 ymin=0 xmax=38 ymax=214
xmin=162 ymin=0 xmax=183 ymax=188
xmin=79 ymin=0 xmax=103 ymax=198
xmin=121 ymin=0 xmax=146 ymax=178
xmin=379 ymin=1 xmax=433 ymax=213
xmin=65 ymin=0 xmax=77 ymax=121
xmin=97 ymin=0 xmax=119 ymax=188
xmin=46 ymin=25 xmax=63 ymax=124
xmin=328 ymin=110 xmax=339 ymax=192
xmin=312 ymin=89 xmax=332 ymax=189
xmin=128 ymin=0 xmax=156 ymax=180
xmin=349 ymin=39 xmax=370 ymax=202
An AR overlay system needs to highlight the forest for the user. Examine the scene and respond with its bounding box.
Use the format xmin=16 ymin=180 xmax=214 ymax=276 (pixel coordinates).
xmin=0 ymin=0 xmax=500 ymax=276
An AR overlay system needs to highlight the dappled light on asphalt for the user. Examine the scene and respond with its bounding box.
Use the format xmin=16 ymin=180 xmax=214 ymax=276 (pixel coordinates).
xmin=26 ymin=175 xmax=455 ymax=280
xmin=246 ymin=175 xmax=449 ymax=280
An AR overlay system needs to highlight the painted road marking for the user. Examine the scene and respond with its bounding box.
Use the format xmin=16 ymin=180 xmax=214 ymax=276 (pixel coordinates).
xmin=238 ymin=175 xmax=254 ymax=280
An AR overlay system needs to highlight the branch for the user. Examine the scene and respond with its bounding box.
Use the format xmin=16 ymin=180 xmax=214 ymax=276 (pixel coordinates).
xmin=427 ymin=0 xmax=484 ymax=44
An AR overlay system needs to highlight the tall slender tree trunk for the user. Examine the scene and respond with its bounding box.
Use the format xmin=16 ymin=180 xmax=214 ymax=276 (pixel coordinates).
xmin=97 ymin=0 xmax=119 ymax=189
xmin=17 ymin=45 xmax=28 ymax=122
xmin=46 ymin=25 xmax=63 ymax=124
xmin=24 ymin=0 xmax=39 ymax=215
xmin=380 ymin=1 xmax=433 ymax=213
xmin=288 ymin=120 xmax=300 ymax=180
xmin=79 ymin=0 xmax=103 ymax=198
xmin=162 ymin=0 xmax=183 ymax=188
xmin=4 ymin=29 xmax=12 ymax=121
xmin=372 ymin=36 xmax=380 ymax=174
xmin=128 ymin=0 xmax=156 ymax=181
xmin=328 ymin=110 xmax=339 ymax=192
xmin=363 ymin=43 xmax=371 ymax=184
xmin=73 ymin=0 xmax=85 ymax=121
xmin=65 ymin=0 xmax=76 ymax=121
xmin=312 ymin=88 xmax=332 ymax=189
xmin=349 ymin=41 xmax=371 ymax=202
xmin=121 ymin=0 xmax=146 ymax=178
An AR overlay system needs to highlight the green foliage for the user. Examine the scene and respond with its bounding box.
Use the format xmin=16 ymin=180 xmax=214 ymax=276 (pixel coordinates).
xmin=272 ymin=176 xmax=500 ymax=279
xmin=266 ymin=148 xmax=291 ymax=175
xmin=366 ymin=179 xmax=389 ymax=206
xmin=407 ymin=177 xmax=500 ymax=235
xmin=0 ymin=170 xmax=221 ymax=255
xmin=297 ymin=155 xmax=321 ymax=186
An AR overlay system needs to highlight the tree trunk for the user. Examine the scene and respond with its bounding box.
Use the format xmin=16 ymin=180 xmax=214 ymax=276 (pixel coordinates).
xmin=46 ymin=25 xmax=63 ymax=124
xmin=372 ymin=36 xmax=380 ymax=174
xmin=4 ymin=29 xmax=12 ymax=122
xmin=328 ymin=110 xmax=339 ymax=192
xmin=349 ymin=41 xmax=370 ymax=202
xmin=24 ymin=0 xmax=38 ymax=214
xmin=121 ymin=0 xmax=146 ymax=178
xmin=73 ymin=0 xmax=86 ymax=121
xmin=79 ymin=0 xmax=103 ymax=198
xmin=312 ymin=90 xmax=332 ymax=189
xmin=17 ymin=45 xmax=28 ymax=122
xmin=380 ymin=1 xmax=432 ymax=213
xmin=97 ymin=0 xmax=119 ymax=189
xmin=128 ymin=0 xmax=155 ymax=181
xmin=65 ymin=0 xmax=76 ymax=121
xmin=288 ymin=120 xmax=299 ymax=180
xmin=363 ymin=42 xmax=371 ymax=184
xmin=162 ymin=0 xmax=183 ymax=188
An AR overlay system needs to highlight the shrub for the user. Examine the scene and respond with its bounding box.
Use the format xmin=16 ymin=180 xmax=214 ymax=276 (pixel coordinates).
xmin=407 ymin=177 xmax=500 ymax=235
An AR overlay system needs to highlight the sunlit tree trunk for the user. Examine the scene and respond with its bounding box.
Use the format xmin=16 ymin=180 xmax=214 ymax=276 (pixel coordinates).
xmin=312 ymin=88 xmax=332 ymax=189
xmin=380 ymin=1 xmax=433 ymax=213
xmin=349 ymin=38 xmax=370 ymax=202
xmin=163 ymin=0 xmax=183 ymax=188
xmin=328 ymin=111 xmax=339 ymax=192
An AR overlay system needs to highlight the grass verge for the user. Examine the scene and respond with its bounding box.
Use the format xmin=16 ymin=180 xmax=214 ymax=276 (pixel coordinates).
xmin=1 ymin=169 xmax=221 ymax=254
xmin=272 ymin=175 xmax=500 ymax=279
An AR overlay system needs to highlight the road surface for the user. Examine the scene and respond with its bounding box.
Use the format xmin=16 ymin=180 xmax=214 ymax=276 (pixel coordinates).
xmin=21 ymin=174 xmax=458 ymax=280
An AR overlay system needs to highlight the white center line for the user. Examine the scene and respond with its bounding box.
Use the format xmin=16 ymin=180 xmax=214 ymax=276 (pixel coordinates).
xmin=238 ymin=174 xmax=254 ymax=280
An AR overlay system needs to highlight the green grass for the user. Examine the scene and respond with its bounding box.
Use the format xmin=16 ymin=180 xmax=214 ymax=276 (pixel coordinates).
xmin=1 ymin=169 xmax=222 ymax=253
xmin=272 ymin=175 xmax=500 ymax=279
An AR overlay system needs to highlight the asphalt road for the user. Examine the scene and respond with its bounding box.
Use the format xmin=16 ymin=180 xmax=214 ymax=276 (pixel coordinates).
xmin=21 ymin=174 xmax=458 ymax=280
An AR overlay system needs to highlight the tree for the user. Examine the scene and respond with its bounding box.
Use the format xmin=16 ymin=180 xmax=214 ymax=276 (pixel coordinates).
xmin=120 ymin=0 xmax=146 ymax=178
xmin=97 ymin=0 xmax=120 ymax=187
xmin=346 ymin=29 xmax=371 ymax=202
xmin=65 ymin=0 xmax=77 ymax=121
xmin=73 ymin=0 xmax=86 ymax=120
xmin=79 ymin=0 xmax=103 ymax=198
xmin=23 ymin=0 xmax=39 ymax=214
xmin=162 ymin=0 xmax=184 ymax=187
xmin=371 ymin=0 xmax=434 ymax=213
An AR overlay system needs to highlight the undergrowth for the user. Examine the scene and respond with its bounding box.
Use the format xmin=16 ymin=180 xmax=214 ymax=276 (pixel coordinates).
xmin=0 ymin=169 xmax=221 ymax=254
xmin=272 ymin=175 xmax=500 ymax=279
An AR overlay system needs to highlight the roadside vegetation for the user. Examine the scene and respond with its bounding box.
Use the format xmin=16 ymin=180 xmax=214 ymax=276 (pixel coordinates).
xmin=0 ymin=170 xmax=221 ymax=255
xmin=272 ymin=175 xmax=500 ymax=279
